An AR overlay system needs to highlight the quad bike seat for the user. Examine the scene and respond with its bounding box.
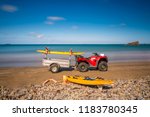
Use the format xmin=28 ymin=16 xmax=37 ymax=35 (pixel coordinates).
xmin=92 ymin=53 xmax=99 ymax=56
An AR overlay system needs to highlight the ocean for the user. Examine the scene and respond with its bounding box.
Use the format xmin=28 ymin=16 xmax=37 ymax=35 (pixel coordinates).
xmin=0 ymin=44 xmax=150 ymax=67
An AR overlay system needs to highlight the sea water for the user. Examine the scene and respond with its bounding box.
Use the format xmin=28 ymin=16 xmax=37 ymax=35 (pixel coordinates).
xmin=0 ymin=44 xmax=150 ymax=67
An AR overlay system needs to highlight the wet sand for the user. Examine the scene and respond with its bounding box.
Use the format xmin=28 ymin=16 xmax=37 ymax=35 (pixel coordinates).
xmin=0 ymin=61 xmax=150 ymax=88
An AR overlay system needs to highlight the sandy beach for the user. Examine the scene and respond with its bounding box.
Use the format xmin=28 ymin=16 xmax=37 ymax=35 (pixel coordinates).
xmin=0 ymin=61 xmax=150 ymax=100
xmin=0 ymin=61 xmax=150 ymax=88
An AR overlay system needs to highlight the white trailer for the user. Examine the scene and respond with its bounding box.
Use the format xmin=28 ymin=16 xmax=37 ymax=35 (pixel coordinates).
xmin=42 ymin=58 xmax=71 ymax=73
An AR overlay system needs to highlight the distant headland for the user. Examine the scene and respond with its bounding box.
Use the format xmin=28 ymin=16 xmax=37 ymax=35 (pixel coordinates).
xmin=127 ymin=41 xmax=139 ymax=46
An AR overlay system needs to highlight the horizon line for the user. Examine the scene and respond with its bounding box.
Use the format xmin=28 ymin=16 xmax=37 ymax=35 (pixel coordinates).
xmin=0 ymin=43 xmax=150 ymax=45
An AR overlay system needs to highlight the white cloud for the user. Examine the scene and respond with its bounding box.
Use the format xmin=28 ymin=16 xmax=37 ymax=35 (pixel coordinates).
xmin=36 ymin=34 xmax=44 ymax=39
xmin=29 ymin=32 xmax=45 ymax=39
xmin=45 ymin=21 xmax=54 ymax=25
xmin=0 ymin=5 xmax=18 ymax=12
xmin=45 ymin=16 xmax=65 ymax=25
xmin=72 ymin=25 xmax=79 ymax=29
xmin=47 ymin=16 xmax=66 ymax=21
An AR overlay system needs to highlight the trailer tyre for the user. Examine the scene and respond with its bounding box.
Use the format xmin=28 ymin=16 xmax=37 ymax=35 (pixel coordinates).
xmin=78 ymin=62 xmax=88 ymax=72
xmin=98 ymin=61 xmax=108 ymax=71
xmin=49 ymin=64 xmax=60 ymax=73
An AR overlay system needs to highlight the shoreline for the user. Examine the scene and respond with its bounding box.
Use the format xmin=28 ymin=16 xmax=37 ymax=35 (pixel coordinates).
xmin=0 ymin=59 xmax=150 ymax=68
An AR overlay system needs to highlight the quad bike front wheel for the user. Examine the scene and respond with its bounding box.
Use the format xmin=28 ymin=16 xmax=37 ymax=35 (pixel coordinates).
xmin=77 ymin=62 xmax=88 ymax=72
xmin=98 ymin=61 xmax=108 ymax=71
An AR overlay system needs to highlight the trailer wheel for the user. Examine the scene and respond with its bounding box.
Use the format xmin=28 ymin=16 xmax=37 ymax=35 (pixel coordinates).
xmin=49 ymin=64 xmax=60 ymax=73
xmin=78 ymin=62 xmax=88 ymax=72
xmin=98 ymin=61 xmax=108 ymax=71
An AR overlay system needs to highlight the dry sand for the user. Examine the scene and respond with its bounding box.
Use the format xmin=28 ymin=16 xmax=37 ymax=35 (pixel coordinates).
xmin=0 ymin=61 xmax=150 ymax=88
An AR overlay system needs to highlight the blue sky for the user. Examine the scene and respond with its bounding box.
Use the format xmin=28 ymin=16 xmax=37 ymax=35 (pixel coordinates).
xmin=0 ymin=0 xmax=150 ymax=44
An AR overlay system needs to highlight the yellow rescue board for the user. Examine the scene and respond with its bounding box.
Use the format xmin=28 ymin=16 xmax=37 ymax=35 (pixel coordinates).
xmin=37 ymin=50 xmax=84 ymax=55
xmin=64 ymin=76 xmax=114 ymax=85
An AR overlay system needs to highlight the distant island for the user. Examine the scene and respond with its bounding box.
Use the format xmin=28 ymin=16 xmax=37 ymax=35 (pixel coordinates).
xmin=127 ymin=41 xmax=139 ymax=46
xmin=4 ymin=44 xmax=12 ymax=45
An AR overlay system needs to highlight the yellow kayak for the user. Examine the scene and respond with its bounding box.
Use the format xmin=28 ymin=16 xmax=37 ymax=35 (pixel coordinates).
xmin=63 ymin=75 xmax=114 ymax=85
xmin=37 ymin=50 xmax=84 ymax=55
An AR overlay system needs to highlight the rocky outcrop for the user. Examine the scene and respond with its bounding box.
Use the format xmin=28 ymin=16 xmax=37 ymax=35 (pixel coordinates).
xmin=128 ymin=41 xmax=139 ymax=46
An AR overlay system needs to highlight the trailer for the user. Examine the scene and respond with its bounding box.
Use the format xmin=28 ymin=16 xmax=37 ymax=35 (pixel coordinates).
xmin=42 ymin=58 xmax=70 ymax=73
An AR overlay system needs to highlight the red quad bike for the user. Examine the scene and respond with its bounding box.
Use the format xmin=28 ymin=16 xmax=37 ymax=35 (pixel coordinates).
xmin=75 ymin=53 xmax=108 ymax=72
